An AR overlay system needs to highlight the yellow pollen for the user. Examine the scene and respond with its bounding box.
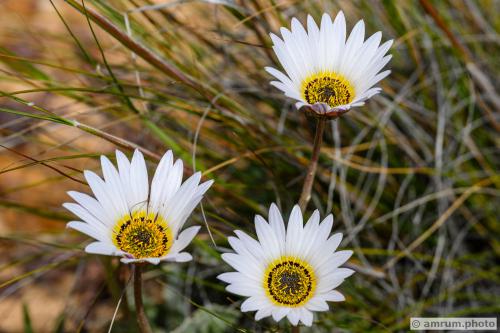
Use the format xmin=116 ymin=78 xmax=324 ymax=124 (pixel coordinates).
xmin=263 ymin=257 xmax=316 ymax=307
xmin=301 ymin=72 xmax=354 ymax=107
xmin=112 ymin=211 xmax=172 ymax=259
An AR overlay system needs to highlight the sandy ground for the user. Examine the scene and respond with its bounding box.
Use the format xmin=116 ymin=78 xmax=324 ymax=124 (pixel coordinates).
xmin=0 ymin=1 xmax=121 ymax=331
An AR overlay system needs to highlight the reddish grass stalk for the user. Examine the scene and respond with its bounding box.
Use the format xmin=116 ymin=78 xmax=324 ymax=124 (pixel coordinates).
xmin=133 ymin=264 xmax=153 ymax=333
xmin=298 ymin=118 xmax=326 ymax=211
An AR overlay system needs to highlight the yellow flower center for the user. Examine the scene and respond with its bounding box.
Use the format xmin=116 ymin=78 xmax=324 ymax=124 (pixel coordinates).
xmin=263 ymin=257 xmax=316 ymax=307
xmin=301 ymin=72 xmax=354 ymax=107
xmin=112 ymin=211 xmax=172 ymax=259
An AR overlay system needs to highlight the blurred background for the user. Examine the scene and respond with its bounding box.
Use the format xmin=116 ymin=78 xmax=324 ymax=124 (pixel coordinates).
xmin=0 ymin=0 xmax=498 ymax=332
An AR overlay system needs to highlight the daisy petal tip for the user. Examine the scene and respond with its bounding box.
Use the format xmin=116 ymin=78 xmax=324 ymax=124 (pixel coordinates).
xmin=269 ymin=202 xmax=280 ymax=212
xmin=334 ymin=10 xmax=345 ymax=23
xmin=216 ymin=272 xmax=229 ymax=282
xmin=326 ymin=290 xmax=346 ymax=302
xmin=141 ymin=258 xmax=161 ymax=265
xmin=99 ymin=154 xmax=109 ymax=164
xmin=255 ymin=310 xmax=268 ymax=321
xmin=269 ymin=33 xmax=283 ymax=45
xmin=344 ymin=268 xmax=356 ymax=277
xmin=279 ymin=26 xmax=290 ymax=37
xmin=173 ymin=252 xmax=193 ymax=262
xmin=220 ymin=252 xmax=230 ymax=262
xmin=62 ymin=202 xmax=75 ymax=212
xmin=132 ymin=149 xmax=145 ymax=163
xmin=190 ymin=225 xmax=202 ymax=233
xmin=345 ymin=250 xmax=354 ymax=259
xmin=204 ymin=179 xmax=215 ymax=188
xmin=302 ymin=311 xmax=313 ymax=326
xmin=264 ymin=66 xmax=277 ymax=75
xmin=291 ymin=204 xmax=303 ymax=218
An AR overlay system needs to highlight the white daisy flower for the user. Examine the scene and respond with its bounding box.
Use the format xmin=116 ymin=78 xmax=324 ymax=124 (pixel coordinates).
xmin=266 ymin=11 xmax=393 ymax=117
xmin=64 ymin=149 xmax=213 ymax=265
xmin=218 ymin=204 xmax=354 ymax=327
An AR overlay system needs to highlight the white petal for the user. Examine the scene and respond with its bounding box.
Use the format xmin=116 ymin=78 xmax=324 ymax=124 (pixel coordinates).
xmin=241 ymin=296 xmax=269 ymax=312
xmin=270 ymin=81 xmax=302 ymax=100
xmin=358 ymin=70 xmax=391 ymax=93
xmin=255 ymin=215 xmax=280 ymax=259
xmin=321 ymin=267 xmax=356 ymax=280
xmin=268 ymin=203 xmax=286 ymax=255
xmin=85 ymin=241 xmax=121 ymax=256
xmin=84 ymin=170 xmax=125 ymax=221
xmin=330 ymin=11 xmax=347 ymax=70
xmin=67 ymin=221 xmax=107 ymax=243
xmin=340 ymin=19 xmax=365 ymax=73
xmin=129 ymin=149 xmax=149 ymax=212
xmin=163 ymin=172 xmax=202 ymax=233
xmin=285 ymin=205 xmax=303 ymax=255
xmin=270 ymin=33 xmax=302 ymax=84
xmin=100 ymin=155 xmax=129 ymax=215
xmin=306 ymin=15 xmax=320 ymax=67
xmin=66 ymin=191 xmax=112 ymax=226
xmin=265 ymin=66 xmax=296 ymax=90
xmin=115 ymin=150 xmax=135 ymax=209
xmin=161 ymin=252 xmax=193 ymax=262
xmin=272 ymin=307 xmax=290 ymax=322
xmin=319 ymin=13 xmax=333 ymax=70
xmin=221 ymin=252 xmax=263 ymax=280
xmin=226 ymin=283 xmax=262 ymax=297
xmin=317 ymin=250 xmax=353 ymax=273
xmin=346 ymin=31 xmax=382 ymax=80
xmin=120 ymin=257 xmax=160 ymax=264
xmin=217 ymin=272 xmax=246 ymax=284
xmin=287 ymin=309 xmax=300 ymax=326
xmin=316 ymin=277 xmax=345 ymax=293
xmin=291 ymin=17 xmax=313 ymax=77
xmin=145 ymin=258 xmax=161 ymax=265
xmin=226 ymin=237 xmax=265 ymax=279
xmin=322 ymin=290 xmax=345 ymax=302
xmin=304 ymin=214 xmax=334 ymax=260
xmin=305 ymin=297 xmax=329 ymax=311
xmin=63 ymin=202 xmax=109 ymax=231
xmin=280 ymin=27 xmax=310 ymax=82
xmin=234 ymin=230 xmax=267 ymax=262
xmin=299 ymin=308 xmax=313 ymax=326
xmin=169 ymin=226 xmax=200 ymax=254
xmin=255 ymin=307 xmax=273 ymax=321
xmin=148 ymin=150 xmax=174 ymax=215
xmin=300 ymin=210 xmax=320 ymax=255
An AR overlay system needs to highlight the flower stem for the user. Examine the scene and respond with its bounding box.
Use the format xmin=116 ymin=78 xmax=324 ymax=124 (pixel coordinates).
xmin=298 ymin=118 xmax=327 ymax=211
xmin=291 ymin=326 xmax=300 ymax=333
xmin=133 ymin=264 xmax=153 ymax=333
